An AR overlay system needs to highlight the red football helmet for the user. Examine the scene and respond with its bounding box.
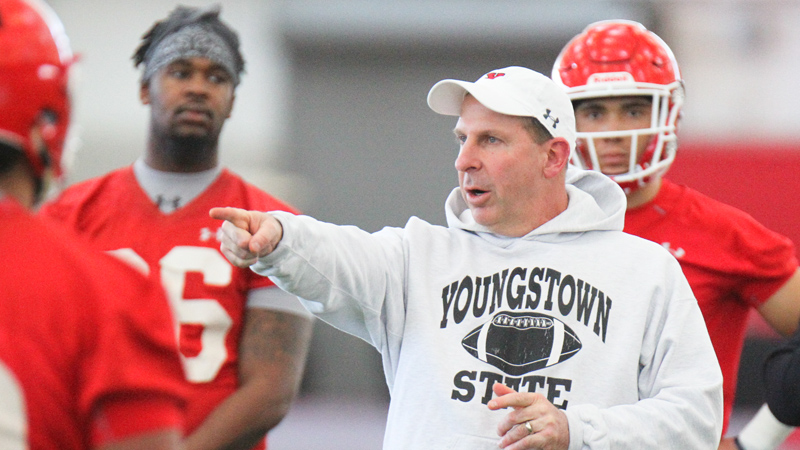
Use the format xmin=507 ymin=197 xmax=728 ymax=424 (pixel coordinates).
xmin=552 ymin=20 xmax=684 ymax=193
xmin=0 ymin=0 xmax=74 ymax=180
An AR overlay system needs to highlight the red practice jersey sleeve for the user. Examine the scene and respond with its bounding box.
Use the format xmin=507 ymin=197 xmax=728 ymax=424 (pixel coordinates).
xmin=624 ymin=178 xmax=798 ymax=432
xmin=0 ymin=197 xmax=186 ymax=449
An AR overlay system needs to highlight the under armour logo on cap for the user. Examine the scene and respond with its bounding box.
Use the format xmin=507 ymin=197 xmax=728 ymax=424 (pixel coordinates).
xmin=426 ymin=66 xmax=576 ymax=152
xmin=543 ymin=109 xmax=559 ymax=129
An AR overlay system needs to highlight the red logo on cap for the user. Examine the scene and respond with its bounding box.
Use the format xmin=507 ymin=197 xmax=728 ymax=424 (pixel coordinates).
xmin=486 ymin=72 xmax=505 ymax=80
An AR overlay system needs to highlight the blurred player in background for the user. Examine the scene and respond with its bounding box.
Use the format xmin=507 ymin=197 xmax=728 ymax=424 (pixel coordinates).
xmin=0 ymin=0 xmax=186 ymax=448
xmin=552 ymin=19 xmax=800 ymax=450
xmin=40 ymin=4 xmax=312 ymax=450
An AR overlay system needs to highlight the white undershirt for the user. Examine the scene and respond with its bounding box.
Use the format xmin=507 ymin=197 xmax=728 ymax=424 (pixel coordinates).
xmin=132 ymin=158 xmax=221 ymax=213
xmin=131 ymin=159 xmax=312 ymax=318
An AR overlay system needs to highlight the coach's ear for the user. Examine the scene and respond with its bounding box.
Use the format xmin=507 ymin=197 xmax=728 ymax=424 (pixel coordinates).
xmin=543 ymin=138 xmax=571 ymax=179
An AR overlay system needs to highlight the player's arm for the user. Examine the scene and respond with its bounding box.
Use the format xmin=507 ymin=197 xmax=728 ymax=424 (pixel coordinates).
xmin=723 ymin=315 xmax=800 ymax=450
xmin=184 ymin=305 xmax=312 ymax=450
xmin=718 ymin=270 xmax=800 ymax=450
xmin=91 ymin=261 xmax=188 ymax=450
xmin=98 ymin=429 xmax=183 ymax=450
xmin=757 ymin=270 xmax=800 ymax=337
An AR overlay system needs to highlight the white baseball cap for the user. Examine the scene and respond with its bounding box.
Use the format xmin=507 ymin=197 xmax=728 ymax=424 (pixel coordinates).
xmin=427 ymin=66 xmax=576 ymax=151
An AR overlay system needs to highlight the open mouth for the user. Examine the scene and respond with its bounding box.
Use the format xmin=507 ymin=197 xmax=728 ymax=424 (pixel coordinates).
xmin=464 ymin=188 xmax=489 ymax=202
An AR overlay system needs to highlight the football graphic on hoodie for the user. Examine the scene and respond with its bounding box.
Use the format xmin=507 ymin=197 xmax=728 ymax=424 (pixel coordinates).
xmin=461 ymin=311 xmax=582 ymax=376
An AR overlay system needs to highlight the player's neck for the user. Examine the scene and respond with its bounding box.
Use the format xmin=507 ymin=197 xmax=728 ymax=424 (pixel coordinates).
xmin=0 ymin=163 xmax=36 ymax=209
xmin=625 ymin=177 xmax=662 ymax=210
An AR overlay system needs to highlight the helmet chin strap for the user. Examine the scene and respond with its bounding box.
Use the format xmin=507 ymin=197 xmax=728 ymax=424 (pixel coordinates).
xmin=616 ymin=177 xmax=648 ymax=196
xmin=623 ymin=175 xmax=663 ymax=209
xmin=574 ymin=123 xmax=674 ymax=197
xmin=616 ymin=133 xmax=659 ymax=195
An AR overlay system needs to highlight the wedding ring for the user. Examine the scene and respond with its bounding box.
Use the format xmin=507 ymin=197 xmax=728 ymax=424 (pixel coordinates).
xmin=524 ymin=420 xmax=534 ymax=435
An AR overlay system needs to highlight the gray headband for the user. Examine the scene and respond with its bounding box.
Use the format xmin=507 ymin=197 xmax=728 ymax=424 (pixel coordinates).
xmin=142 ymin=23 xmax=239 ymax=85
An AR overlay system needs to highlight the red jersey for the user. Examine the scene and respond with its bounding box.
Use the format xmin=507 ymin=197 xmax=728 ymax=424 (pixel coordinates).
xmin=625 ymin=179 xmax=798 ymax=433
xmin=40 ymin=167 xmax=298 ymax=446
xmin=0 ymin=197 xmax=186 ymax=449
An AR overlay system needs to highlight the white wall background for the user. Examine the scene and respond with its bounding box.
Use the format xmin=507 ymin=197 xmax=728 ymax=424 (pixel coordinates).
xmin=50 ymin=0 xmax=305 ymax=202
xmin=660 ymin=1 xmax=800 ymax=141
xmin=52 ymin=0 xmax=800 ymax=206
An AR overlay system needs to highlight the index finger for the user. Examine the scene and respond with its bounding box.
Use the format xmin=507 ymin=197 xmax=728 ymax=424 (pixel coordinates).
xmin=489 ymin=390 xmax=547 ymax=411
xmin=210 ymin=206 xmax=250 ymax=229
xmin=488 ymin=382 xmax=519 ymax=410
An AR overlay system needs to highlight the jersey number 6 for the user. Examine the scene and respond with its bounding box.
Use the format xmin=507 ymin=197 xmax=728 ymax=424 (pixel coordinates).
xmin=110 ymin=246 xmax=233 ymax=384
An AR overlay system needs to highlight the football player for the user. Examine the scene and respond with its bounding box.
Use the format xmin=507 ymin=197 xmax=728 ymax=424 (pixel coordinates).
xmin=0 ymin=0 xmax=187 ymax=448
xmin=40 ymin=5 xmax=313 ymax=450
xmin=552 ymin=19 xmax=800 ymax=450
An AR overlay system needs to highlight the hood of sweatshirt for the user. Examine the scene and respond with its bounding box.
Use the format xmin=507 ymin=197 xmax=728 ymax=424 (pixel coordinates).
xmin=445 ymin=166 xmax=626 ymax=242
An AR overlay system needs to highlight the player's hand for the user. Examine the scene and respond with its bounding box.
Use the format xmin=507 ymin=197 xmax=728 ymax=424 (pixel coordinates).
xmin=209 ymin=207 xmax=283 ymax=268
xmin=488 ymin=383 xmax=569 ymax=450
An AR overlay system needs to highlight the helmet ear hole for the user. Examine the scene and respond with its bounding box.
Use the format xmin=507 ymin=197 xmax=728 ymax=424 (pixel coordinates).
xmin=39 ymin=109 xmax=59 ymax=126
xmin=0 ymin=143 xmax=26 ymax=176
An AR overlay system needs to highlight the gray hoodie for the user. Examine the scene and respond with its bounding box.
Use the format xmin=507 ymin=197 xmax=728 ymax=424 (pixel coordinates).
xmin=253 ymin=167 xmax=723 ymax=449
